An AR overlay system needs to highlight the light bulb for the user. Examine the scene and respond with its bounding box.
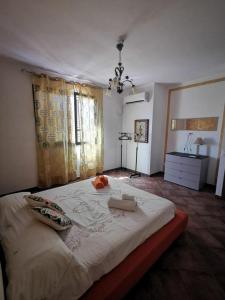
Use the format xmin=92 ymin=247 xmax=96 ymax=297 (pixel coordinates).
xmin=112 ymin=77 xmax=118 ymax=88
xmin=106 ymin=87 xmax=112 ymax=97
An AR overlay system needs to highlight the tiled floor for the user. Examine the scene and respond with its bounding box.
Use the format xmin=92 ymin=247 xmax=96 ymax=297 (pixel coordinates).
xmin=105 ymin=170 xmax=225 ymax=300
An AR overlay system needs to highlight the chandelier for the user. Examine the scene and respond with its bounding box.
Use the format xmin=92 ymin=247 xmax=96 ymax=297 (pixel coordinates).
xmin=108 ymin=40 xmax=135 ymax=94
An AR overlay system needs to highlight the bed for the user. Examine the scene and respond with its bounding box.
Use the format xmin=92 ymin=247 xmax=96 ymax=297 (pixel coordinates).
xmin=0 ymin=177 xmax=188 ymax=300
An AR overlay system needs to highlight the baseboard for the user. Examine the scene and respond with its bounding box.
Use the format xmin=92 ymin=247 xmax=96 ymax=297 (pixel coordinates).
xmin=103 ymin=167 xmax=122 ymax=173
xmin=104 ymin=168 xmax=166 ymax=178
xmin=104 ymin=167 xmax=151 ymax=177
xmin=150 ymin=171 xmax=164 ymax=177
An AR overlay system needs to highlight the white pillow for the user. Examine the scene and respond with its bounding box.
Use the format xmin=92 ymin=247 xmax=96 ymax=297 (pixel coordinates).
xmin=0 ymin=192 xmax=30 ymax=205
xmin=0 ymin=192 xmax=31 ymax=238
xmin=31 ymin=207 xmax=72 ymax=231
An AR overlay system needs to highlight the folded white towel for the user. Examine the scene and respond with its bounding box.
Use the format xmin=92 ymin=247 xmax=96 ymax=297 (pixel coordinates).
xmin=122 ymin=194 xmax=135 ymax=201
xmin=108 ymin=197 xmax=137 ymax=212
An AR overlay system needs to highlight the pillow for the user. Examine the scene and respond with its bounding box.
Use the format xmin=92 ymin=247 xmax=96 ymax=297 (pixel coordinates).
xmin=0 ymin=192 xmax=31 ymax=230
xmin=24 ymin=195 xmax=65 ymax=215
xmin=0 ymin=192 xmax=30 ymax=205
xmin=31 ymin=207 xmax=72 ymax=231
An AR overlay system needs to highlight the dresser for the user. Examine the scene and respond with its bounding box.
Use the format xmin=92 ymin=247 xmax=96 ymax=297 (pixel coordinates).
xmin=164 ymin=152 xmax=209 ymax=190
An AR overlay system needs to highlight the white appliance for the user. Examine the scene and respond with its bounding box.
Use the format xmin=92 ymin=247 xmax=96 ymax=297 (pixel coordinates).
xmin=124 ymin=92 xmax=150 ymax=104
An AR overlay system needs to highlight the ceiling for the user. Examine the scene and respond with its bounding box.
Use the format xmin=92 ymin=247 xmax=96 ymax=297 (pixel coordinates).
xmin=0 ymin=0 xmax=225 ymax=86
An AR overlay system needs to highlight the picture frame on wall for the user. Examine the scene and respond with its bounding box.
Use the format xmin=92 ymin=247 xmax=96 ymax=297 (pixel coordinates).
xmin=134 ymin=119 xmax=149 ymax=143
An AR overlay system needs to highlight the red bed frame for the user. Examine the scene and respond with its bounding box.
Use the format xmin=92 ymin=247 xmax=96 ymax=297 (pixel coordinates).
xmin=81 ymin=209 xmax=188 ymax=300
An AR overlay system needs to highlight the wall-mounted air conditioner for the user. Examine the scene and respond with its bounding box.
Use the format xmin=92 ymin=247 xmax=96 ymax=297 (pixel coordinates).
xmin=124 ymin=92 xmax=150 ymax=104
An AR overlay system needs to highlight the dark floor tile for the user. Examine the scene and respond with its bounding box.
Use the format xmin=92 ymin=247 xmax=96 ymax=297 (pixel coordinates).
xmin=188 ymin=228 xmax=225 ymax=249
xmin=158 ymin=243 xmax=210 ymax=273
xmin=208 ymin=229 xmax=225 ymax=248
xmin=214 ymin=274 xmax=225 ymax=294
xmin=200 ymin=248 xmax=225 ymax=274
xmin=198 ymin=216 xmax=225 ymax=229
xmin=125 ymin=269 xmax=189 ymax=300
xmin=180 ymin=270 xmax=225 ymax=300
xmin=187 ymin=215 xmax=208 ymax=229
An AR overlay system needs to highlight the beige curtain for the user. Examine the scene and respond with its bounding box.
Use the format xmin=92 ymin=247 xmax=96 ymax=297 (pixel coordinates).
xmin=32 ymin=75 xmax=77 ymax=187
xmin=32 ymin=76 xmax=104 ymax=186
xmin=75 ymin=84 xmax=104 ymax=179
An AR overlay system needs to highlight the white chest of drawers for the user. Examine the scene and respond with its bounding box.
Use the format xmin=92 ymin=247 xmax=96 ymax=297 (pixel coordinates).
xmin=164 ymin=152 xmax=209 ymax=190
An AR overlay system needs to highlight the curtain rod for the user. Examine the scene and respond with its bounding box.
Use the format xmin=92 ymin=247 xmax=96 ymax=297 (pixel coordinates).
xmin=21 ymin=68 xmax=76 ymax=85
xmin=21 ymin=68 xmax=103 ymax=88
xmin=21 ymin=67 xmax=78 ymax=79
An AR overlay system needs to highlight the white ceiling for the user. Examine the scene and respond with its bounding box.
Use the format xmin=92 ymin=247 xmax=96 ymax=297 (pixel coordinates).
xmin=0 ymin=0 xmax=225 ymax=86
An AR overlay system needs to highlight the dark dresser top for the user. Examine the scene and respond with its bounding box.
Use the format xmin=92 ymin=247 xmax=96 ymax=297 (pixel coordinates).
xmin=167 ymin=152 xmax=209 ymax=160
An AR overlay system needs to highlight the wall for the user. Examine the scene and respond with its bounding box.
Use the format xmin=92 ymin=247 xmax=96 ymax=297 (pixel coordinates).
xmin=122 ymin=85 xmax=154 ymax=175
xmin=0 ymin=58 xmax=123 ymax=194
xmin=216 ymin=130 xmax=225 ymax=196
xmin=0 ymin=58 xmax=38 ymax=195
xmin=103 ymin=92 xmax=123 ymax=170
xmin=167 ymin=80 xmax=225 ymax=184
xmin=121 ymin=84 xmax=168 ymax=175
xmin=150 ymin=83 xmax=168 ymax=174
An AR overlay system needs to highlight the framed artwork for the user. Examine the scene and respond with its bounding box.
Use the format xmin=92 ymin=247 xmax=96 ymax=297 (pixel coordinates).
xmin=134 ymin=119 xmax=149 ymax=143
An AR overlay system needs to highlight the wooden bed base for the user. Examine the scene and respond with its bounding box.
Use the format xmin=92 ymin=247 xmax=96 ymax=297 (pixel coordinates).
xmin=81 ymin=209 xmax=188 ymax=300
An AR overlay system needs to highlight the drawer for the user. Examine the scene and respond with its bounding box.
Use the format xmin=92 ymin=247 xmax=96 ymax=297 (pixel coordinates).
xmin=164 ymin=173 xmax=180 ymax=185
xmin=164 ymin=172 xmax=199 ymax=190
xmin=165 ymin=161 xmax=200 ymax=175
xmin=165 ymin=167 xmax=200 ymax=182
xmin=166 ymin=154 xmax=201 ymax=167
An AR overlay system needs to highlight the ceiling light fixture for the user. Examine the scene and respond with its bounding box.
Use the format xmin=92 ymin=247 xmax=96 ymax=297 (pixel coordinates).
xmin=107 ymin=40 xmax=135 ymax=94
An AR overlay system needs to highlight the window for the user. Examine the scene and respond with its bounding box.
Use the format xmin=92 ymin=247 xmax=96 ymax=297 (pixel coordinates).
xmin=74 ymin=92 xmax=81 ymax=145
xmin=74 ymin=92 xmax=96 ymax=145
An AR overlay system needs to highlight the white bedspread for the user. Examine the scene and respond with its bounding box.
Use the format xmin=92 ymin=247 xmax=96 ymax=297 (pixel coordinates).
xmin=0 ymin=177 xmax=175 ymax=300
xmin=37 ymin=177 xmax=175 ymax=294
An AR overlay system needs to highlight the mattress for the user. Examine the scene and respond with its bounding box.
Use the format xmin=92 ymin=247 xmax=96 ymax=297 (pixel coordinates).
xmin=36 ymin=177 xmax=175 ymax=291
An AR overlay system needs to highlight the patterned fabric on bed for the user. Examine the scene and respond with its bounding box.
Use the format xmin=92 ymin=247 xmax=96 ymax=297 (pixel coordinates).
xmin=24 ymin=194 xmax=65 ymax=214
xmin=31 ymin=206 xmax=72 ymax=231
xmin=37 ymin=177 xmax=175 ymax=288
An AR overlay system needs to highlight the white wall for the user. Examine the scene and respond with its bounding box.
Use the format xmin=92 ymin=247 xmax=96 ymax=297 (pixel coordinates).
xmin=167 ymin=81 xmax=225 ymax=185
xmin=122 ymin=85 xmax=154 ymax=175
xmin=103 ymin=92 xmax=123 ymax=170
xmin=216 ymin=130 xmax=225 ymax=196
xmin=121 ymin=84 xmax=168 ymax=175
xmin=150 ymin=83 xmax=168 ymax=174
xmin=0 ymin=58 xmax=38 ymax=195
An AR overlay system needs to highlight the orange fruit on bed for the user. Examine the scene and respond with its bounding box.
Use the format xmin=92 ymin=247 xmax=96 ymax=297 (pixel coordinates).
xmin=99 ymin=175 xmax=108 ymax=186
